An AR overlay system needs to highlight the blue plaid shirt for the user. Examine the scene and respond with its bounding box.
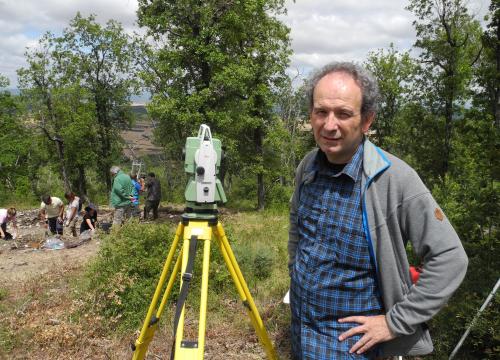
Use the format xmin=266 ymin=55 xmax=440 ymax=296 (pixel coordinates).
xmin=290 ymin=143 xmax=383 ymax=359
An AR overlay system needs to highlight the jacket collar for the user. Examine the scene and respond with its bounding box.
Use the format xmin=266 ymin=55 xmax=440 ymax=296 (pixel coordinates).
xmin=302 ymin=138 xmax=391 ymax=185
xmin=362 ymin=138 xmax=391 ymax=181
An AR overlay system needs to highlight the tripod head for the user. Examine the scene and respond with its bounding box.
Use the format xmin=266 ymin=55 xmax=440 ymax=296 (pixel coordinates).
xmin=183 ymin=124 xmax=227 ymax=219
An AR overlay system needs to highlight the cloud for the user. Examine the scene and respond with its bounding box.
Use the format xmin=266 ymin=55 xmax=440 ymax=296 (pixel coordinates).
xmin=0 ymin=0 xmax=491 ymax=87
xmin=281 ymin=0 xmax=418 ymax=75
xmin=0 ymin=0 xmax=139 ymax=86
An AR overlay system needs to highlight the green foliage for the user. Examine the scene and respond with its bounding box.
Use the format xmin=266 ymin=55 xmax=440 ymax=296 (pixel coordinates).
xmin=264 ymin=183 xmax=293 ymax=211
xmin=137 ymin=0 xmax=291 ymax=209
xmin=364 ymin=3 xmax=499 ymax=358
xmin=364 ymin=44 xmax=417 ymax=148
xmin=0 ymin=76 xmax=34 ymax=204
xmin=82 ymin=221 xmax=175 ymax=331
xmin=406 ymin=0 xmax=483 ymax=176
xmin=474 ymin=0 xmax=500 ymax=127
xmin=423 ymin=112 xmax=499 ymax=359
xmin=16 ymin=13 xmax=139 ymax=197
xmin=81 ymin=211 xmax=290 ymax=336
xmin=62 ymin=13 xmax=140 ymax=190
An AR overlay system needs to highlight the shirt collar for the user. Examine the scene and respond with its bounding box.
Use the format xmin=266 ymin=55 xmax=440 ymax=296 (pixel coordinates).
xmin=313 ymin=141 xmax=364 ymax=182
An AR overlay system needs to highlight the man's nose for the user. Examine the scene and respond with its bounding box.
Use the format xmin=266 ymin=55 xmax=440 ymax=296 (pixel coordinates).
xmin=323 ymin=113 xmax=339 ymax=131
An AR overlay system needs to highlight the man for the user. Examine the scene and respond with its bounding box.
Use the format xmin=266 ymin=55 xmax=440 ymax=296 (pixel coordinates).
xmin=288 ymin=62 xmax=468 ymax=359
xmin=40 ymin=195 xmax=65 ymax=235
xmin=110 ymin=166 xmax=134 ymax=226
xmin=0 ymin=208 xmax=18 ymax=240
xmin=143 ymin=172 xmax=162 ymax=220
xmin=64 ymin=191 xmax=81 ymax=237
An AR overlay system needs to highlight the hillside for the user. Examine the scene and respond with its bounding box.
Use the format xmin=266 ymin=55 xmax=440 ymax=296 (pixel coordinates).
xmin=121 ymin=105 xmax=163 ymax=160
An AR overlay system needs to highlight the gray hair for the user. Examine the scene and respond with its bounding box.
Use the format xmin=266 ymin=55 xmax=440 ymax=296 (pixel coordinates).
xmin=306 ymin=61 xmax=380 ymax=119
xmin=110 ymin=165 xmax=121 ymax=175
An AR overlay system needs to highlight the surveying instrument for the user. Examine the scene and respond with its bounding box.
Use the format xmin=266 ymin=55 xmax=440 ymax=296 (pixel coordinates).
xmin=131 ymin=125 xmax=278 ymax=360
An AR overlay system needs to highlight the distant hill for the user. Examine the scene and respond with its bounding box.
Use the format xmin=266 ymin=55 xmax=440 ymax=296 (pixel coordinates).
xmin=130 ymin=104 xmax=147 ymax=116
xmin=2 ymin=88 xmax=151 ymax=106
xmin=121 ymin=118 xmax=163 ymax=160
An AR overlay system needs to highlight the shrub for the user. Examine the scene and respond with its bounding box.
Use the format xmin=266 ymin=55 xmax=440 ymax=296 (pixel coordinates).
xmin=82 ymin=221 xmax=175 ymax=332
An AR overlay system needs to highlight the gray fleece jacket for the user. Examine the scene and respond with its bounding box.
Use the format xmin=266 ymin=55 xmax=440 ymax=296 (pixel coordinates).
xmin=288 ymin=139 xmax=468 ymax=357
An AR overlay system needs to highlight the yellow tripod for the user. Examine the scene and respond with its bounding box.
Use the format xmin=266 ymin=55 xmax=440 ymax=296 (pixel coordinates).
xmin=132 ymin=217 xmax=278 ymax=360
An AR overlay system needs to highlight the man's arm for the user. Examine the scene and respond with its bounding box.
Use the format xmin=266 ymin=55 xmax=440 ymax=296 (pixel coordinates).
xmin=288 ymin=157 xmax=307 ymax=274
xmin=112 ymin=176 xmax=133 ymax=202
xmin=12 ymin=220 xmax=18 ymax=238
xmin=65 ymin=206 xmax=77 ymax=226
xmin=288 ymin=150 xmax=317 ymax=274
xmin=85 ymin=218 xmax=95 ymax=231
xmin=58 ymin=204 xmax=65 ymax=221
xmin=386 ymin=192 xmax=468 ymax=335
xmin=340 ymin=176 xmax=467 ymax=354
xmin=39 ymin=207 xmax=48 ymax=229
xmin=39 ymin=208 xmax=46 ymax=221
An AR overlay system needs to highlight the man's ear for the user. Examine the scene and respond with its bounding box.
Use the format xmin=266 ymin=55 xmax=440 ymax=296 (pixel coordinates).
xmin=362 ymin=112 xmax=375 ymax=133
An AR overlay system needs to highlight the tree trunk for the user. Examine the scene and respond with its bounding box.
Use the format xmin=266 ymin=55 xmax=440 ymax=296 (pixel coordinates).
xmin=95 ymin=95 xmax=113 ymax=191
xmin=443 ymin=96 xmax=453 ymax=176
xmin=495 ymin=13 xmax=500 ymax=128
xmin=54 ymin=137 xmax=71 ymax=192
xmin=43 ymin=90 xmax=71 ymax=192
xmin=257 ymin=172 xmax=265 ymax=211
xmin=40 ymin=127 xmax=71 ymax=192
xmin=254 ymin=126 xmax=265 ymax=210
xmin=77 ymin=165 xmax=88 ymax=201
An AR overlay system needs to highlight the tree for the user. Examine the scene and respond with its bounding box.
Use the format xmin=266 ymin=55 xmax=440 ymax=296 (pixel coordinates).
xmin=407 ymin=0 xmax=483 ymax=177
xmin=364 ymin=45 xmax=417 ymax=148
xmin=475 ymin=0 xmax=500 ymax=127
xmin=273 ymin=73 xmax=312 ymax=185
xmin=137 ymin=0 xmax=291 ymax=209
xmin=17 ymin=14 xmax=138 ymax=196
xmin=0 ymin=75 xmax=33 ymax=202
xmin=17 ymin=32 xmax=73 ymax=192
xmin=60 ymin=13 xmax=140 ymax=191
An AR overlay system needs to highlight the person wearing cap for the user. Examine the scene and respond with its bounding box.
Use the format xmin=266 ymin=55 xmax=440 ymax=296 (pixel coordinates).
xmin=80 ymin=204 xmax=98 ymax=233
xmin=109 ymin=165 xmax=134 ymax=226
xmin=0 ymin=207 xmax=18 ymax=240
xmin=40 ymin=195 xmax=65 ymax=235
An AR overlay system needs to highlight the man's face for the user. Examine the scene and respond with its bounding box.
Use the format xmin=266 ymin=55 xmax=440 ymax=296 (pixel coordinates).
xmin=310 ymin=71 xmax=374 ymax=164
xmin=44 ymin=198 xmax=52 ymax=206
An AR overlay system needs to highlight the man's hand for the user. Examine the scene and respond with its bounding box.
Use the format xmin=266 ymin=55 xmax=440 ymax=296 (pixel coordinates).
xmin=338 ymin=315 xmax=396 ymax=354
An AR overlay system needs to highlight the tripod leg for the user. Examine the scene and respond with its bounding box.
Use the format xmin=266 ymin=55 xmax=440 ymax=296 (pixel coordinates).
xmin=173 ymin=221 xmax=213 ymax=359
xmin=198 ymin=233 xmax=211 ymax=353
xmin=132 ymin=222 xmax=184 ymax=360
xmin=214 ymin=223 xmax=278 ymax=360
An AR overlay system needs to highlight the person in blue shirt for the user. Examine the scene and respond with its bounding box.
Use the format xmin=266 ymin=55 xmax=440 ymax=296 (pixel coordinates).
xmin=288 ymin=62 xmax=467 ymax=359
xmin=130 ymin=173 xmax=143 ymax=217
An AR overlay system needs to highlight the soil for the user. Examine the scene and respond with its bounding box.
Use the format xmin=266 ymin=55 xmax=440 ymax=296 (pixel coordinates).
xmin=0 ymin=206 xmax=292 ymax=359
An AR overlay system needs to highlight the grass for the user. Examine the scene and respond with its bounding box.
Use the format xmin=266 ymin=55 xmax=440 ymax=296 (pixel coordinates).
xmin=1 ymin=209 xmax=293 ymax=359
xmin=81 ymin=209 xmax=292 ymax=357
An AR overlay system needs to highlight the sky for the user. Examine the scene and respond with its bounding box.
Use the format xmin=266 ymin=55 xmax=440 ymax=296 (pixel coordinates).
xmin=0 ymin=0 xmax=491 ymax=88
